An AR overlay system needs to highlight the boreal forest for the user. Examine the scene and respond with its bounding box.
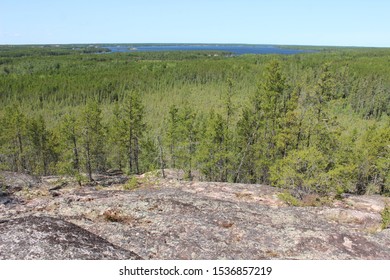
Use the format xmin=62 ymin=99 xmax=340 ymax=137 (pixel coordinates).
xmin=0 ymin=45 xmax=389 ymax=197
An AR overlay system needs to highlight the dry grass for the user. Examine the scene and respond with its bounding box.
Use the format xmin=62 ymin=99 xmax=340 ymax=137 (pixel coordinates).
xmin=218 ymin=220 xmax=234 ymax=228
xmin=102 ymin=208 xmax=134 ymax=224
xmin=234 ymin=192 xmax=253 ymax=199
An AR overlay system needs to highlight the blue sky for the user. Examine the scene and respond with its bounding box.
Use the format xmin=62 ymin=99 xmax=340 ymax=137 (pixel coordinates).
xmin=0 ymin=0 xmax=389 ymax=47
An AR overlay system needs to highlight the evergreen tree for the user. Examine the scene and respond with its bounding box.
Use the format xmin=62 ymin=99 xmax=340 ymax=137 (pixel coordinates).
xmin=112 ymin=91 xmax=146 ymax=174
xmin=108 ymin=102 xmax=126 ymax=170
xmin=234 ymin=107 xmax=259 ymax=183
xmin=199 ymin=78 xmax=239 ymax=182
xmin=197 ymin=110 xmax=231 ymax=181
xmin=0 ymin=105 xmax=29 ymax=172
xmin=80 ymin=100 xmax=106 ymax=181
xmin=177 ymin=105 xmax=199 ymax=180
xmin=270 ymin=147 xmax=330 ymax=196
xmin=355 ymin=122 xmax=390 ymax=194
xmin=58 ymin=113 xmax=81 ymax=177
xmin=166 ymin=105 xmax=180 ymax=169
xmin=124 ymin=91 xmax=145 ymax=174
xmin=164 ymin=103 xmax=200 ymax=180
xmin=234 ymin=62 xmax=287 ymax=184
xmin=28 ymin=115 xmax=58 ymax=175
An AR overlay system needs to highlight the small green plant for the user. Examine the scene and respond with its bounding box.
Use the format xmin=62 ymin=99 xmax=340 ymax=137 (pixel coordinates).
xmin=335 ymin=186 xmax=345 ymax=200
xmin=95 ymin=185 xmax=104 ymax=191
xmin=277 ymin=192 xmax=301 ymax=206
xmin=381 ymin=204 xmax=390 ymax=230
xmin=0 ymin=181 xmax=6 ymax=194
xmin=138 ymin=170 xmax=160 ymax=187
xmin=75 ymin=173 xmax=88 ymax=186
xmin=123 ymin=176 xmax=139 ymax=190
xmin=0 ymin=174 xmax=6 ymax=193
xmin=20 ymin=186 xmax=33 ymax=200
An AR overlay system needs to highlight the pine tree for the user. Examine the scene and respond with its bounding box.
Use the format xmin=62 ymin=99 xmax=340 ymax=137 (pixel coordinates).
xmin=356 ymin=122 xmax=390 ymax=194
xmin=108 ymin=102 xmax=126 ymax=170
xmin=305 ymin=63 xmax=339 ymax=154
xmin=254 ymin=60 xmax=287 ymax=183
xmin=111 ymin=91 xmax=146 ymax=174
xmin=198 ymin=78 xmax=238 ymax=182
xmin=197 ymin=110 xmax=230 ymax=181
xmin=80 ymin=100 xmax=106 ymax=181
xmin=0 ymin=105 xmax=29 ymax=172
xmin=58 ymin=113 xmax=81 ymax=176
xmin=234 ymin=107 xmax=259 ymax=183
xmin=124 ymin=91 xmax=145 ymax=174
xmin=313 ymin=63 xmax=335 ymax=121
xmin=178 ymin=105 xmax=199 ymax=180
xmin=166 ymin=105 xmax=180 ymax=169
xmin=28 ymin=115 xmax=58 ymax=175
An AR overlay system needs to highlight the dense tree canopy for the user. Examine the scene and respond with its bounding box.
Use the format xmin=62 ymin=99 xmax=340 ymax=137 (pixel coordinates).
xmin=0 ymin=45 xmax=389 ymax=196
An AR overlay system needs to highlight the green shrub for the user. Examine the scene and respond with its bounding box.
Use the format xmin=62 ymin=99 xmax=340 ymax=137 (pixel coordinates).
xmin=277 ymin=192 xmax=301 ymax=206
xmin=75 ymin=173 xmax=88 ymax=186
xmin=123 ymin=176 xmax=139 ymax=190
xmin=270 ymin=147 xmax=330 ymax=194
xmin=0 ymin=174 xmax=6 ymax=194
xmin=381 ymin=204 xmax=390 ymax=230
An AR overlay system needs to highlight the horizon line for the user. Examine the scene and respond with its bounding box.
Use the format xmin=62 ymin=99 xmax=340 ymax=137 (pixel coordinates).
xmin=1 ymin=42 xmax=390 ymax=49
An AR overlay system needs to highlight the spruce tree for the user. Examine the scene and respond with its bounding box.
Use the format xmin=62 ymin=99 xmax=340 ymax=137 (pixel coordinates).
xmin=58 ymin=113 xmax=81 ymax=177
xmin=178 ymin=105 xmax=199 ymax=180
xmin=80 ymin=100 xmax=106 ymax=181
xmin=124 ymin=91 xmax=145 ymax=174
xmin=250 ymin=60 xmax=287 ymax=183
xmin=0 ymin=105 xmax=29 ymax=172
xmin=166 ymin=105 xmax=180 ymax=169
xmin=112 ymin=91 xmax=146 ymax=174
xmin=108 ymin=102 xmax=126 ymax=170
xmin=28 ymin=115 xmax=58 ymax=175
xmin=197 ymin=110 xmax=229 ymax=181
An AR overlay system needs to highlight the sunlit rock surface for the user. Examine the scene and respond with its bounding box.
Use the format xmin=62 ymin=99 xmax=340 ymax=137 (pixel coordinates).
xmin=1 ymin=171 xmax=389 ymax=259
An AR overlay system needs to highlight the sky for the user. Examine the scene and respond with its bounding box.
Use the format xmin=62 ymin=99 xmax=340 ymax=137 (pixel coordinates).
xmin=0 ymin=0 xmax=389 ymax=47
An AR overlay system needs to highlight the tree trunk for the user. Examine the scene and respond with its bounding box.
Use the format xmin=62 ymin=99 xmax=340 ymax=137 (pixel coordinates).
xmin=72 ymin=134 xmax=80 ymax=172
xmin=17 ymin=131 xmax=26 ymax=172
xmin=85 ymin=142 xmax=93 ymax=182
xmin=157 ymin=136 xmax=166 ymax=179
xmin=134 ymin=138 xmax=140 ymax=175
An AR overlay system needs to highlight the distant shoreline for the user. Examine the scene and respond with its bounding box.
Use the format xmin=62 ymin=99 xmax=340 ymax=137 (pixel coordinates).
xmin=102 ymin=44 xmax=313 ymax=55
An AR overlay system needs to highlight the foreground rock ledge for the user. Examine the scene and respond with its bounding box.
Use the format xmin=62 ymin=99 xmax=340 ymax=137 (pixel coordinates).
xmin=0 ymin=216 xmax=142 ymax=260
xmin=1 ymin=172 xmax=390 ymax=259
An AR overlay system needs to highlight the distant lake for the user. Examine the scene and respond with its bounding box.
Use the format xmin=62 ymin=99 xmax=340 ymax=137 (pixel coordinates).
xmin=104 ymin=44 xmax=311 ymax=55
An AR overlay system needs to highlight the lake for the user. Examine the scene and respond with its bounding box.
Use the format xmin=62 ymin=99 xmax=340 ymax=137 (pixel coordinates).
xmin=104 ymin=44 xmax=311 ymax=55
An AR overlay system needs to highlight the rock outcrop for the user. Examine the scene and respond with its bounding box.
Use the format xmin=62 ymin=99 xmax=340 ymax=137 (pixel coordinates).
xmin=0 ymin=171 xmax=40 ymax=193
xmin=1 ymin=171 xmax=389 ymax=259
xmin=0 ymin=216 xmax=142 ymax=260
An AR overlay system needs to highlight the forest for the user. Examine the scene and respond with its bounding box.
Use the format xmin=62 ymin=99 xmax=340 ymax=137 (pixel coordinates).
xmin=0 ymin=45 xmax=389 ymax=197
